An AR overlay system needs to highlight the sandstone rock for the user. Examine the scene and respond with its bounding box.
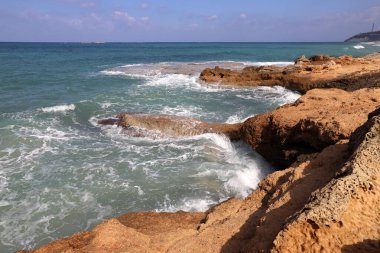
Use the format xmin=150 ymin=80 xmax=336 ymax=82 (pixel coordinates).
xmin=200 ymin=53 xmax=380 ymax=93
xmin=98 ymin=113 xmax=242 ymax=140
xmin=240 ymin=88 xmax=380 ymax=168
xmin=271 ymin=115 xmax=380 ymax=253
xmin=294 ymin=55 xmax=310 ymax=66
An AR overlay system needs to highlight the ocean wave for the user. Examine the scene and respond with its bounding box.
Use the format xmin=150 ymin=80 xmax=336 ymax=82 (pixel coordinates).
xmin=241 ymin=61 xmax=294 ymax=67
xmin=155 ymin=194 xmax=217 ymax=212
xmin=40 ymin=104 xmax=76 ymax=113
xmin=100 ymin=61 xmax=294 ymax=78
xmin=353 ymin=44 xmax=365 ymax=49
xmin=160 ymin=105 xmax=202 ymax=117
xmin=225 ymin=114 xmax=256 ymax=124
xmin=236 ymin=86 xmax=300 ymax=105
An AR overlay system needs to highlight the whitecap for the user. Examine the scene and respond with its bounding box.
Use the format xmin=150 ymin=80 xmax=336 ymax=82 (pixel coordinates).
xmin=242 ymin=61 xmax=294 ymax=67
xmin=155 ymin=194 xmax=216 ymax=212
xmin=353 ymin=44 xmax=365 ymax=49
xmin=236 ymin=86 xmax=301 ymax=105
xmin=225 ymin=114 xmax=256 ymax=124
xmin=160 ymin=105 xmax=201 ymax=117
xmin=100 ymin=61 xmax=293 ymax=79
xmin=40 ymin=104 xmax=75 ymax=113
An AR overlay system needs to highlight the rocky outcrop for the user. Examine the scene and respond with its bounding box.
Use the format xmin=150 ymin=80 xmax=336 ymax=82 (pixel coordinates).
xmin=345 ymin=30 xmax=380 ymax=42
xmin=200 ymin=53 xmax=380 ymax=93
xmin=23 ymin=108 xmax=380 ymax=253
xmin=272 ymin=112 xmax=380 ymax=253
xmin=240 ymin=88 xmax=380 ymax=168
xmin=98 ymin=113 xmax=242 ymax=140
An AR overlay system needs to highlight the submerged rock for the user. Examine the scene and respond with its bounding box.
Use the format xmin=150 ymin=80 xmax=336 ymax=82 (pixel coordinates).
xmin=98 ymin=113 xmax=242 ymax=140
xmin=200 ymin=53 xmax=380 ymax=93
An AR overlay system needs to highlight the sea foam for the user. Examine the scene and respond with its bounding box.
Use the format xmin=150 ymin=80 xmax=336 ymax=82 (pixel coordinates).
xmin=40 ymin=104 xmax=76 ymax=113
xmin=353 ymin=44 xmax=365 ymax=49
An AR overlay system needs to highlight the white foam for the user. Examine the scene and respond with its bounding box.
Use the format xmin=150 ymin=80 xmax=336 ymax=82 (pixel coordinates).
xmin=100 ymin=70 xmax=148 ymax=78
xmin=242 ymin=61 xmax=294 ymax=67
xmin=40 ymin=104 xmax=75 ymax=113
xmin=134 ymin=186 xmax=145 ymax=195
xmin=205 ymin=134 xmax=233 ymax=152
xmin=160 ymin=105 xmax=201 ymax=117
xmin=353 ymin=44 xmax=365 ymax=49
xmin=101 ymin=61 xmax=294 ymax=78
xmin=236 ymin=86 xmax=301 ymax=105
xmin=226 ymin=114 xmax=256 ymax=124
xmin=156 ymin=194 xmax=216 ymax=212
xmin=100 ymin=102 xmax=113 ymax=109
xmin=193 ymin=137 xmax=269 ymax=198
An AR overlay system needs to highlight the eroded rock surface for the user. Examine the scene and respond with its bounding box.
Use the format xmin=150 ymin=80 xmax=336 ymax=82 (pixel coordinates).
xmin=24 ymin=110 xmax=380 ymax=253
xmin=200 ymin=53 xmax=380 ymax=93
xmin=240 ymin=88 xmax=380 ymax=167
xmin=272 ymin=113 xmax=380 ymax=253
xmin=98 ymin=113 xmax=242 ymax=140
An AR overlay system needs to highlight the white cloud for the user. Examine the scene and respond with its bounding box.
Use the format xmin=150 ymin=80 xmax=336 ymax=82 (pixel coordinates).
xmin=208 ymin=15 xmax=218 ymax=21
xmin=189 ymin=23 xmax=199 ymax=29
xmin=140 ymin=16 xmax=150 ymax=22
xmin=240 ymin=13 xmax=247 ymax=19
xmin=81 ymin=2 xmax=96 ymax=8
xmin=65 ymin=18 xmax=83 ymax=28
xmin=113 ymin=11 xmax=136 ymax=26
xmin=141 ymin=3 xmax=149 ymax=9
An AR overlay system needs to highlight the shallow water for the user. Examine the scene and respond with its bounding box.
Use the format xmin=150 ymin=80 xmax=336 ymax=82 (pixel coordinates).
xmin=0 ymin=42 xmax=379 ymax=252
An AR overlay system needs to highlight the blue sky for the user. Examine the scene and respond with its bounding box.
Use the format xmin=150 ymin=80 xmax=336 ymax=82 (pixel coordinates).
xmin=0 ymin=0 xmax=379 ymax=42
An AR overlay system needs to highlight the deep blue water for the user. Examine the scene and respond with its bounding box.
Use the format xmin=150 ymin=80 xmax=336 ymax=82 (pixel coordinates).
xmin=0 ymin=42 xmax=378 ymax=252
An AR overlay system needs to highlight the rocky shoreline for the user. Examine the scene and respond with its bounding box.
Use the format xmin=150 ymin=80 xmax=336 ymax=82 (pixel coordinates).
xmin=200 ymin=53 xmax=380 ymax=93
xmin=20 ymin=54 xmax=380 ymax=253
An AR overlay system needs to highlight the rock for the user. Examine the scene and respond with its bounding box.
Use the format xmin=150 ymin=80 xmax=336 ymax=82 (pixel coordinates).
xmin=200 ymin=53 xmax=380 ymax=93
xmin=240 ymin=88 xmax=380 ymax=168
xmin=27 ymin=111 xmax=380 ymax=253
xmin=98 ymin=113 xmax=242 ymax=140
xmin=272 ymin=115 xmax=380 ymax=253
xmin=308 ymin=54 xmax=332 ymax=62
xmin=294 ymin=55 xmax=310 ymax=66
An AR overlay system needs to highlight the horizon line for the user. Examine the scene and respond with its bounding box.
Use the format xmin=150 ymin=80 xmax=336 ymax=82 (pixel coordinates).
xmin=0 ymin=41 xmax=347 ymax=43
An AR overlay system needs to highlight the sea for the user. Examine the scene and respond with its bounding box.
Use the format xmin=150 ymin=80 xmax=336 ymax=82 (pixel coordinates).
xmin=0 ymin=42 xmax=379 ymax=252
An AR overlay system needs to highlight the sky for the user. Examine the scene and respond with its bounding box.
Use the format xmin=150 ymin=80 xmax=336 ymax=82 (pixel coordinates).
xmin=0 ymin=0 xmax=379 ymax=42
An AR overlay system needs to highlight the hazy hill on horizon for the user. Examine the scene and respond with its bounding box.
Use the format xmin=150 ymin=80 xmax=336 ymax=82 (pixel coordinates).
xmin=345 ymin=30 xmax=380 ymax=42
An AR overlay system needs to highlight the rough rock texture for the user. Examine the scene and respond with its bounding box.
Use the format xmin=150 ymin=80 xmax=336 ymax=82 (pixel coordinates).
xmin=200 ymin=53 xmax=380 ymax=93
xmin=98 ymin=113 xmax=242 ymax=140
xmin=25 ymin=111 xmax=380 ymax=253
xmin=240 ymin=88 xmax=380 ymax=168
xmin=272 ymin=114 xmax=380 ymax=253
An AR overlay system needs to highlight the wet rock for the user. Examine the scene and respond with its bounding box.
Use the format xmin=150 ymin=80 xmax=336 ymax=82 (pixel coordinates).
xmin=98 ymin=113 xmax=242 ymax=140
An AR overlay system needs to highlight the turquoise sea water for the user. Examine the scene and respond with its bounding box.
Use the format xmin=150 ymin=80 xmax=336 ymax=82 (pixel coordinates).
xmin=0 ymin=42 xmax=379 ymax=252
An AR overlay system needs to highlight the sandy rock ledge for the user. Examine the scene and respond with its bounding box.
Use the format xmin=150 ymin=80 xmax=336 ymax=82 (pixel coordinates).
xmin=200 ymin=53 xmax=380 ymax=93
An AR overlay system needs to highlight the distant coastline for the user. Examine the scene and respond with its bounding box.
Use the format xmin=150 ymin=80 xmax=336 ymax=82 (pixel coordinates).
xmin=345 ymin=30 xmax=380 ymax=42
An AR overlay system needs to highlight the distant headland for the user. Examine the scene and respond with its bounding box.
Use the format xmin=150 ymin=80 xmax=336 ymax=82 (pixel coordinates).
xmin=345 ymin=30 xmax=380 ymax=42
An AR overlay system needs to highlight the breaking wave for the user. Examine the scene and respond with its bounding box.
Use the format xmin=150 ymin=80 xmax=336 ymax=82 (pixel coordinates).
xmin=40 ymin=104 xmax=76 ymax=113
